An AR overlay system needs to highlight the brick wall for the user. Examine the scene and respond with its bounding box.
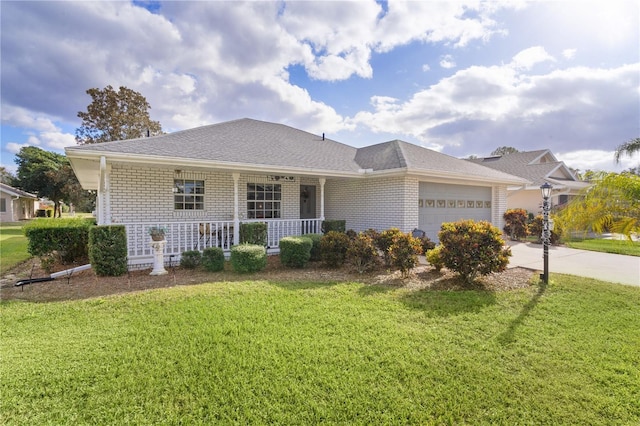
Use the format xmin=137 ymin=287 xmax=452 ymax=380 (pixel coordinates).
xmin=492 ymin=185 xmax=507 ymax=231
xmin=109 ymin=165 xmax=321 ymax=223
xmin=324 ymin=176 xmax=418 ymax=232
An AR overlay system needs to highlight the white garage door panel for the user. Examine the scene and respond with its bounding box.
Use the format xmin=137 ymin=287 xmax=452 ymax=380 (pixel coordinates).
xmin=418 ymin=182 xmax=491 ymax=241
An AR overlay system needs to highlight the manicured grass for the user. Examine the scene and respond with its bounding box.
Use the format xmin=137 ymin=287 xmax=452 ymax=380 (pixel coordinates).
xmin=1 ymin=275 xmax=639 ymax=424
xmin=564 ymin=238 xmax=640 ymax=256
xmin=0 ymin=222 xmax=30 ymax=274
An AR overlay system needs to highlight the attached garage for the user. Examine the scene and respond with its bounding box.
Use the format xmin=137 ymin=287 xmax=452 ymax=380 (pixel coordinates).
xmin=419 ymin=182 xmax=492 ymax=241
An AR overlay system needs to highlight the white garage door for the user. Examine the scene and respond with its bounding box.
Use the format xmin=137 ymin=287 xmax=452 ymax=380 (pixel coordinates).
xmin=419 ymin=182 xmax=492 ymax=241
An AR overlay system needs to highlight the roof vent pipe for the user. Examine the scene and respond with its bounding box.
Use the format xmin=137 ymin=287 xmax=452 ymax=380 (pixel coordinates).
xmin=322 ymin=133 xmax=325 ymax=141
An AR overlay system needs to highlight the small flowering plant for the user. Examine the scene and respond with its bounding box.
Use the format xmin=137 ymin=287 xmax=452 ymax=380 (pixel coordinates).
xmin=148 ymin=226 xmax=167 ymax=241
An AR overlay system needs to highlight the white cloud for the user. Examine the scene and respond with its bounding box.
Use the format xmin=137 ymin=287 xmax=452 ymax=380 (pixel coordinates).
xmin=562 ymin=49 xmax=577 ymax=60
xmin=374 ymin=1 xmax=517 ymax=51
xmin=422 ymin=64 xmax=431 ymax=72
xmin=556 ymin=150 xmax=637 ymax=173
xmin=1 ymin=105 xmax=59 ymax=132
xmin=440 ymin=54 xmax=456 ymax=69
xmin=40 ymin=132 xmax=76 ymax=150
xmin=510 ymin=46 xmax=555 ymax=70
xmin=6 ymin=142 xmax=31 ymax=154
xmin=353 ymin=61 xmax=640 ymax=161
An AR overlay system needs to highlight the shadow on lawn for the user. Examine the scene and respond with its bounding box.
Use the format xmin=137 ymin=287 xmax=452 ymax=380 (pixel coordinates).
xmin=398 ymin=285 xmax=497 ymax=318
xmin=498 ymin=280 xmax=546 ymax=345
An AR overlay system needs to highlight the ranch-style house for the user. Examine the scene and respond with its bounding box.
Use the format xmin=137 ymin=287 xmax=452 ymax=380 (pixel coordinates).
xmin=66 ymin=118 xmax=529 ymax=268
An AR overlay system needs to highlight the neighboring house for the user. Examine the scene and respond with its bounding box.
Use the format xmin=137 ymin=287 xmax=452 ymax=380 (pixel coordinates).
xmin=66 ymin=118 xmax=528 ymax=268
xmin=0 ymin=183 xmax=38 ymax=222
xmin=468 ymin=150 xmax=590 ymax=214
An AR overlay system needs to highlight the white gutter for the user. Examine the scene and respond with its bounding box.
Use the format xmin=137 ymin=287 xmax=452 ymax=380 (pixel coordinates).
xmin=67 ymin=149 xmax=530 ymax=186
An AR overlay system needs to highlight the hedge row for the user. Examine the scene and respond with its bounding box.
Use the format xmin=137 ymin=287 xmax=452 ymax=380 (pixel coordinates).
xmin=23 ymin=218 xmax=95 ymax=264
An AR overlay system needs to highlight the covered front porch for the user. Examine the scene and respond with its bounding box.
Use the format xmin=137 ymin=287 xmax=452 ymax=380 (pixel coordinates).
xmin=124 ymin=218 xmax=322 ymax=268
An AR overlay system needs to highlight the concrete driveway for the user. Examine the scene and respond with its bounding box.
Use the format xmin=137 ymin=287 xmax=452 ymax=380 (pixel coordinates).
xmin=507 ymin=241 xmax=640 ymax=287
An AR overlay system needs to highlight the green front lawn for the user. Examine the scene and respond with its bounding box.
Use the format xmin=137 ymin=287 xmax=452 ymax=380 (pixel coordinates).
xmin=0 ymin=222 xmax=30 ymax=274
xmin=2 ymin=275 xmax=638 ymax=424
xmin=564 ymin=238 xmax=640 ymax=256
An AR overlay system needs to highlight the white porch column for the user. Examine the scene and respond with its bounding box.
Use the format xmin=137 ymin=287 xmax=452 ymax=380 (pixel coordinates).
xmin=233 ymin=172 xmax=240 ymax=246
xmin=319 ymin=177 xmax=326 ymax=221
xmin=98 ymin=156 xmax=112 ymax=225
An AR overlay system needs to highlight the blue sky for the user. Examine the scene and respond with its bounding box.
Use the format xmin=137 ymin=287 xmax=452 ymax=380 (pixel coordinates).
xmin=1 ymin=0 xmax=639 ymax=175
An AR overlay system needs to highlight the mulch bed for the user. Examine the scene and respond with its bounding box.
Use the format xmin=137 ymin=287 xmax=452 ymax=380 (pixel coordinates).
xmin=0 ymin=256 xmax=537 ymax=303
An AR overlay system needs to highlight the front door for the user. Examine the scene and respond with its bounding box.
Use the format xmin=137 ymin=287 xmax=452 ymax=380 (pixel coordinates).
xmin=300 ymin=185 xmax=316 ymax=219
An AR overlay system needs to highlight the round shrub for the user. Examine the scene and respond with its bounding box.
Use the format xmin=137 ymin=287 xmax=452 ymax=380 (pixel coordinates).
xmin=180 ymin=250 xmax=202 ymax=269
xmin=438 ymin=220 xmax=511 ymax=284
xmin=305 ymin=233 xmax=323 ymax=261
xmin=346 ymin=232 xmax=379 ymax=273
xmin=230 ymin=244 xmax=267 ymax=273
xmin=279 ymin=236 xmax=312 ymax=268
xmin=388 ymin=232 xmax=423 ymax=278
xmin=376 ymin=227 xmax=403 ymax=266
xmin=426 ymin=245 xmax=444 ymax=272
xmin=202 ymin=247 xmax=225 ymax=272
xmin=503 ymin=208 xmax=529 ymax=241
xmin=320 ymin=231 xmax=350 ymax=267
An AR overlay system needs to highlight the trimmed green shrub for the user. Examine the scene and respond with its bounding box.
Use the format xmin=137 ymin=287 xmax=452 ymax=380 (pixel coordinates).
xmin=180 ymin=250 xmax=202 ymax=269
xmin=322 ymin=219 xmax=346 ymax=234
xmin=320 ymin=231 xmax=350 ymax=267
xmin=388 ymin=232 xmax=423 ymax=278
xmin=375 ymin=228 xmax=403 ymax=266
xmin=529 ymin=215 xmax=562 ymax=245
xmin=230 ymin=244 xmax=267 ymax=273
xmin=239 ymin=222 xmax=268 ymax=246
xmin=346 ymin=233 xmax=379 ymax=273
xmin=438 ymin=220 xmax=511 ymax=284
xmin=305 ymin=233 xmax=323 ymax=261
xmin=279 ymin=236 xmax=312 ymax=268
xmin=426 ymin=245 xmax=444 ymax=272
xmin=503 ymin=208 xmax=529 ymax=241
xmin=23 ymin=218 xmax=94 ymax=263
xmin=202 ymin=247 xmax=225 ymax=272
xmin=88 ymin=225 xmax=128 ymax=276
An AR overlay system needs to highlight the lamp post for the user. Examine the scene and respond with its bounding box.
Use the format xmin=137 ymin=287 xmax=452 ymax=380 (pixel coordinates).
xmin=540 ymin=182 xmax=552 ymax=284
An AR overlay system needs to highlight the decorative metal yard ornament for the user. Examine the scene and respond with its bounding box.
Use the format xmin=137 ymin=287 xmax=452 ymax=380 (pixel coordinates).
xmin=540 ymin=182 xmax=552 ymax=284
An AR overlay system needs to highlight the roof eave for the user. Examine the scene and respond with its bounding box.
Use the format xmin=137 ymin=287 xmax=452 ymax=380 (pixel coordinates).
xmin=66 ymin=149 xmax=362 ymax=181
xmin=405 ymin=168 xmax=529 ymax=186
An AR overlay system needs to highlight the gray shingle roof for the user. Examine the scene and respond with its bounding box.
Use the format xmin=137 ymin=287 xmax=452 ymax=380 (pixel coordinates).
xmin=0 ymin=183 xmax=38 ymax=199
xmin=67 ymin=118 xmax=527 ymax=184
xmin=357 ymin=140 xmax=528 ymax=182
xmin=68 ymin=118 xmax=361 ymax=173
xmin=467 ymin=149 xmax=576 ymax=186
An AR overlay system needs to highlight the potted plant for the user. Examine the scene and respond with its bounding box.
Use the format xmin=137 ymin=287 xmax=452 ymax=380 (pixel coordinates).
xmin=148 ymin=226 xmax=167 ymax=241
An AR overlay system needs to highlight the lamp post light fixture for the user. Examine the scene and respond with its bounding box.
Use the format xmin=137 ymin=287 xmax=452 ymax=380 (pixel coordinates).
xmin=540 ymin=182 xmax=553 ymax=284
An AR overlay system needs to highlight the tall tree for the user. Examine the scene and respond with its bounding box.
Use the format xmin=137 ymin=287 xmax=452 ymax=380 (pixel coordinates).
xmin=490 ymin=146 xmax=519 ymax=156
xmin=14 ymin=147 xmax=88 ymax=217
xmin=0 ymin=166 xmax=15 ymax=185
xmin=555 ymin=172 xmax=640 ymax=240
xmin=614 ymin=137 xmax=640 ymax=164
xmin=75 ymin=85 xmax=162 ymax=144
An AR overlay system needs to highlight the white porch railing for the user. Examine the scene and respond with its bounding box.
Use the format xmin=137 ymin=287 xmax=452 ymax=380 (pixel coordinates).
xmin=123 ymin=219 xmax=322 ymax=268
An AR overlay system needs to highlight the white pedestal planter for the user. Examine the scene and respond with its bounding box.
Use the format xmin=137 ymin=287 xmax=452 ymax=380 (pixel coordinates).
xmin=150 ymin=240 xmax=168 ymax=276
